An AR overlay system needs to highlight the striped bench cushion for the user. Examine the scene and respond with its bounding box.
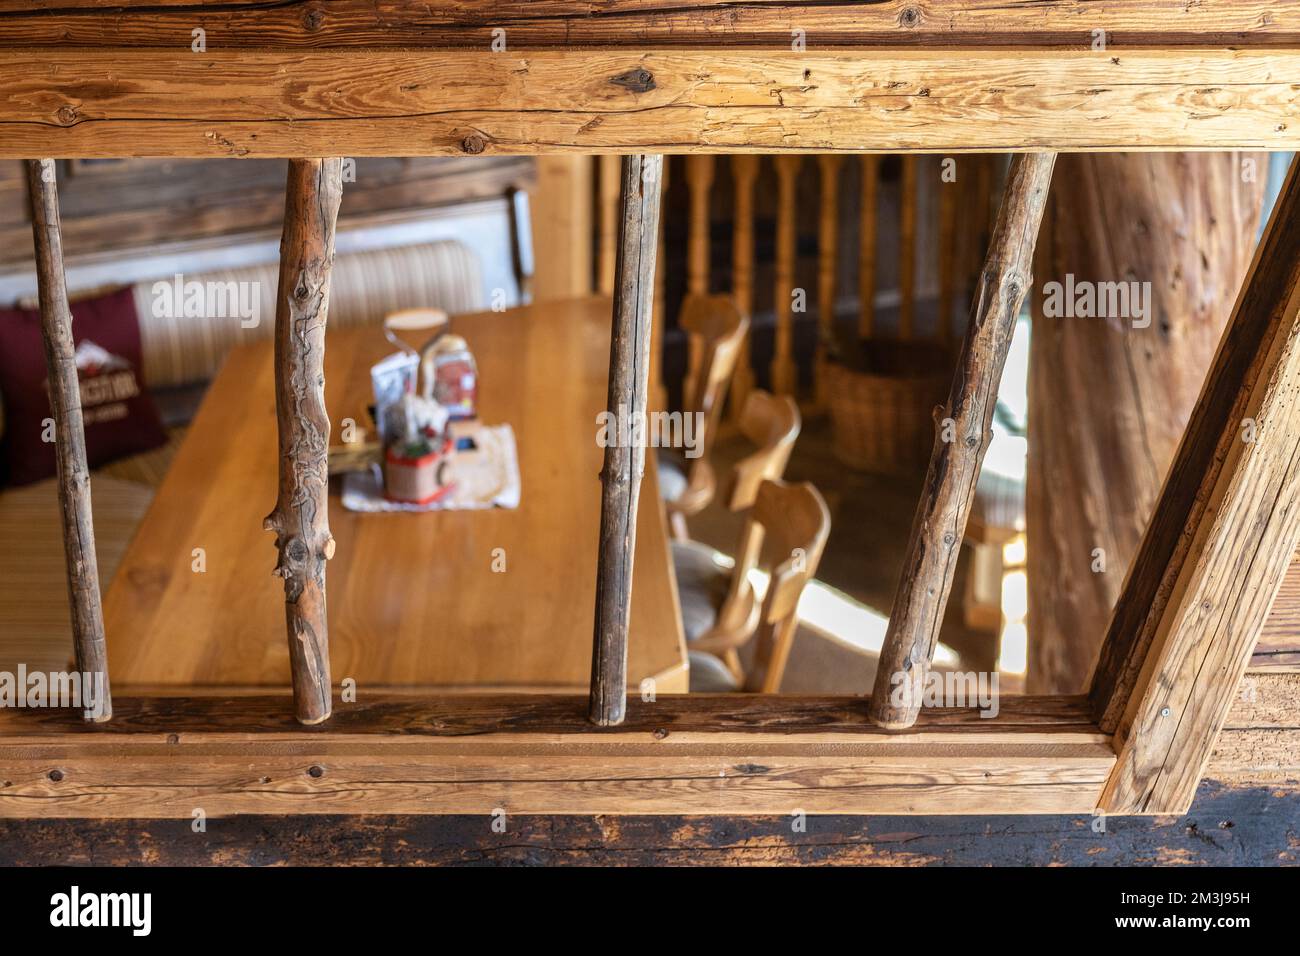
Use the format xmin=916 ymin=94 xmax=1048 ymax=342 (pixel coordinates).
xmin=131 ymin=240 xmax=484 ymax=390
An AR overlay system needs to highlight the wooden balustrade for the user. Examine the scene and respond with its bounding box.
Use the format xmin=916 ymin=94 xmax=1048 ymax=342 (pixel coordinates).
xmin=25 ymin=159 xmax=113 ymax=723
xmin=589 ymin=154 xmax=665 ymax=726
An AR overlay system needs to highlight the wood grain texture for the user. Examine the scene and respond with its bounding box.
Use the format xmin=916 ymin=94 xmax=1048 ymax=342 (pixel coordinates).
xmin=265 ymin=159 xmax=343 ymax=726
xmin=0 ymin=694 xmax=1112 ymax=817
xmin=590 ymin=155 xmax=663 ymax=725
xmin=0 ymin=780 xmax=1293 ymax=866
xmin=5 ymin=50 xmax=1300 ymax=157
xmin=1093 ymin=157 xmax=1300 ymax=814
xmin=1254 ymin=551 xmax=1300 ymax=668
xmin=0 ymin=2 xmax=1296 ymax=49
xmin=101 ymin=303 xmax=687 ymax=695
xmin=869 ymin=154 xmax=1055 ymax=729
xmin=24 ymin=159 xmax=112 ymax=723
xmin=1027 ymin=153 xmax=1266 ymax=695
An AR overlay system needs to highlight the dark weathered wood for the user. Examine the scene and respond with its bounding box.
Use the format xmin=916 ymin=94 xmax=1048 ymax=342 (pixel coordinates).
xmin=0 ymin=693 xmax=1099 ymax=739
xmin=869 ymin=153 xmax=1056 ymax=730
xmin=265 ymin=158 xmax=344 ymax=726
xmin=0 ymin=2 xmax=1295 ymax=49
xmin=1 ymin=780 xmax=1292 ymax=866
xmin=24 ymin=158 xmax=112 ymax=724
xmin=1027 ymin=153 xmax=1266 ymax=694
xmin=1092 ymin=156 xmax=1300 ymax=813
xmin=590 ymin=154 xmax=663 ymax=726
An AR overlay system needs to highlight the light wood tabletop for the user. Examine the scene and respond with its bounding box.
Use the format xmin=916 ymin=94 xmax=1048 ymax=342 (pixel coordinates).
xmin=104 ymin=297 xmax=688 ymax=693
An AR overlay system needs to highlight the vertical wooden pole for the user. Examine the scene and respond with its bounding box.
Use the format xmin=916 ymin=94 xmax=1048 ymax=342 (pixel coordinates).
xmin=25 ymin=159 xmax=112 ymax=723
xmin=869 ymin=153 xmax=1056 ymax=730
xmin=859 ymin=154 xmax=880 ymax=339
xmin=898 ymin=155 xmax=918 ymax=340
xmin=685 ymin=156 xmax=715 ymax=388
xmin=938 ymin=163 xmax=958 ymax=344
xmin=772 ymin=155 xmax=801 ymax=396
xmin=817 ymin=154 xmax=843 ymax=385
xmin=597 ymin=155 xmax=621 ymax=296
xmin=729 ymin=155 xmax=760 ymax=421
xmin=1027 ymin=153 xmax=1267 ymax=694
xmin=590 ymin=154 xmax=664 ymax=727
xmin=651 ymin=158 xmax=670 ymax=409
xmin=264 ymin=158 xmax=343 ymax=726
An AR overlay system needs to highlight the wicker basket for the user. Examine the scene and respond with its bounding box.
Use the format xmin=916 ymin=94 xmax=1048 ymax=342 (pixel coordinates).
xmin=820 ymin=341 xmax=951 ymax=475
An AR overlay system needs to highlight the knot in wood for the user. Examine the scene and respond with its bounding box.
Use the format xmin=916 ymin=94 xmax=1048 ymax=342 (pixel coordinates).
xmin=302 ymin=7 xmax=325 ymax=31
xmin=899 ymin=6 xmax=922 ymax=28
xmin=284 ymin=537 xmax=310 ymax=565
xmin=56 ymin=105 xmax=79 ymax=126
xmin=610 ymin=68 xmax=657 ymax=94
xmin=460 ymin=133 xmax=487 ymax=155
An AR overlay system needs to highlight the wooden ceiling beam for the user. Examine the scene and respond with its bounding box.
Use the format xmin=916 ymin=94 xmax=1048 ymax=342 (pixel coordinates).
xmin=0 ymin=1 xmax=1297 ymax=49
xmin=1 ymin=49 xmax=1298 ymax=157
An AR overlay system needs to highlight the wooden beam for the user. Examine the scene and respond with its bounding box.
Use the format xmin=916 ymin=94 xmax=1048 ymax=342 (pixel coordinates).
xmin=1092 ymin=156 xmax=1300 ymax=814
xmin=869 ymin=153 xmax=1055 ymax=730
xmin=0 ymin=694 xmax=1113 ymax=817
xmin=265 ymin=158 xmax=344 ymax=726
xmin=23 ymin=159 xmax=112 ymax=724
xmin=4 ymin=50 xmax=1300 ymax=157
xmin=1026 ymin=153 xmax=1266 ymax=695
xmin=590 ymin=154 xmax=664 ymax=726
xmin=1 ymin=2 xmax=1296 ymax=49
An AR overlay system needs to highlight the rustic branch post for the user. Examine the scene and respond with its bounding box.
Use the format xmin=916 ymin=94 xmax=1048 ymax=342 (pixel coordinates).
xmin=25 ymin=158 xmax=113 ymax=723
xmin=264 ymin=158 xmax=343 ymax=726
xmin=869 ymin=153 xmax=1056 ymax=730
xmin=589 ymin=154 xmax=664 ymax=726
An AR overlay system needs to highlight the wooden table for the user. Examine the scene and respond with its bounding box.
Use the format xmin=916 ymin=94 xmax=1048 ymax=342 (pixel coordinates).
xmin=105 ymin=297 xmax=687 ymax=693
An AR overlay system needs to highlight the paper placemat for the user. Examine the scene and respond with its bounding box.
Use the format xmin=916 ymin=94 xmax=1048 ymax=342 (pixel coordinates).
xmin=341 ymin=422 xmax=520 ymax=512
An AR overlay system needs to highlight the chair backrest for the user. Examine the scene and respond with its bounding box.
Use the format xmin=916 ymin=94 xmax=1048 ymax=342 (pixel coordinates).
xmin=722 ymin=390 xmax=801 ymax=512
xmin=679 ymin=293 xmax=748 ymax=461
xmin=743 ymin=479 xmax=831 ymax=693
xmin=694 ymin=479 xmax=830 ymax=691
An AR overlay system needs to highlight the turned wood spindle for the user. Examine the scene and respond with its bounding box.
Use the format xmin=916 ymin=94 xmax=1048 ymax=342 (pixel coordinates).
xmin=859 ymin=154 xmax=881 ymax=339
xmin=898 ymin=155 xmax=918 ymax=340
xmin=26 ymin=158 xmax=113 ymax=723
xmin=817 ymin=154 xmax=843 ymax=363
xmin=590 ymin=154 xmax=664 ymax=726
xmin=772 ymin=155 xmax=801 ymax=396
xmin=868 ymin=153 xmax=1057 ymax=730
xmin=265 ymin=157 xmax=344 ymax=726
xmin=728 ymin=155 xmax=760 ymax=421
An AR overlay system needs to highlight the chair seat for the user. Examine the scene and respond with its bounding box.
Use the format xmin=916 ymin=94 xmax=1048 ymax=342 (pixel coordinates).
xmin=688 ymin=650 xmax=740 ymax=693
xmin=672 ymin=539 xmax=733 ymax=642
xmin=657 ymin=449 xmax=690 ymax=504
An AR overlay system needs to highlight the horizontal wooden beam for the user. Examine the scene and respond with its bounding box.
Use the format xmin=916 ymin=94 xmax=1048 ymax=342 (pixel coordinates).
xmin=2 ymin=49 xmax=1299 ymax=157
xmin=0 ymin=1 xmax=1296 ymax=49
xmin=0 ymin=695 xmax=1112 ymax=817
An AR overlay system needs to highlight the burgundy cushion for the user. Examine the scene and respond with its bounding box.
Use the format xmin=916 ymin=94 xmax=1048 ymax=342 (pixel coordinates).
xmin=0 ymin=288 xmax=167 ymax=487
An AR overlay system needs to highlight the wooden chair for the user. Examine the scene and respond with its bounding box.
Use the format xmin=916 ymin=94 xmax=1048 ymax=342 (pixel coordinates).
xmin=658 ymin=293 xmax=748 ymax=539
xmin=674 ymin=390 xmax=799 ymax=678
xmin=678 ymin=476 xmax=829 ymax=694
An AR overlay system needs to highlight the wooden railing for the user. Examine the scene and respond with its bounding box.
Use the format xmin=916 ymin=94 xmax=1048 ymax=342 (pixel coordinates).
xmin=595 ymin=154 xmax=1004 ymax=409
